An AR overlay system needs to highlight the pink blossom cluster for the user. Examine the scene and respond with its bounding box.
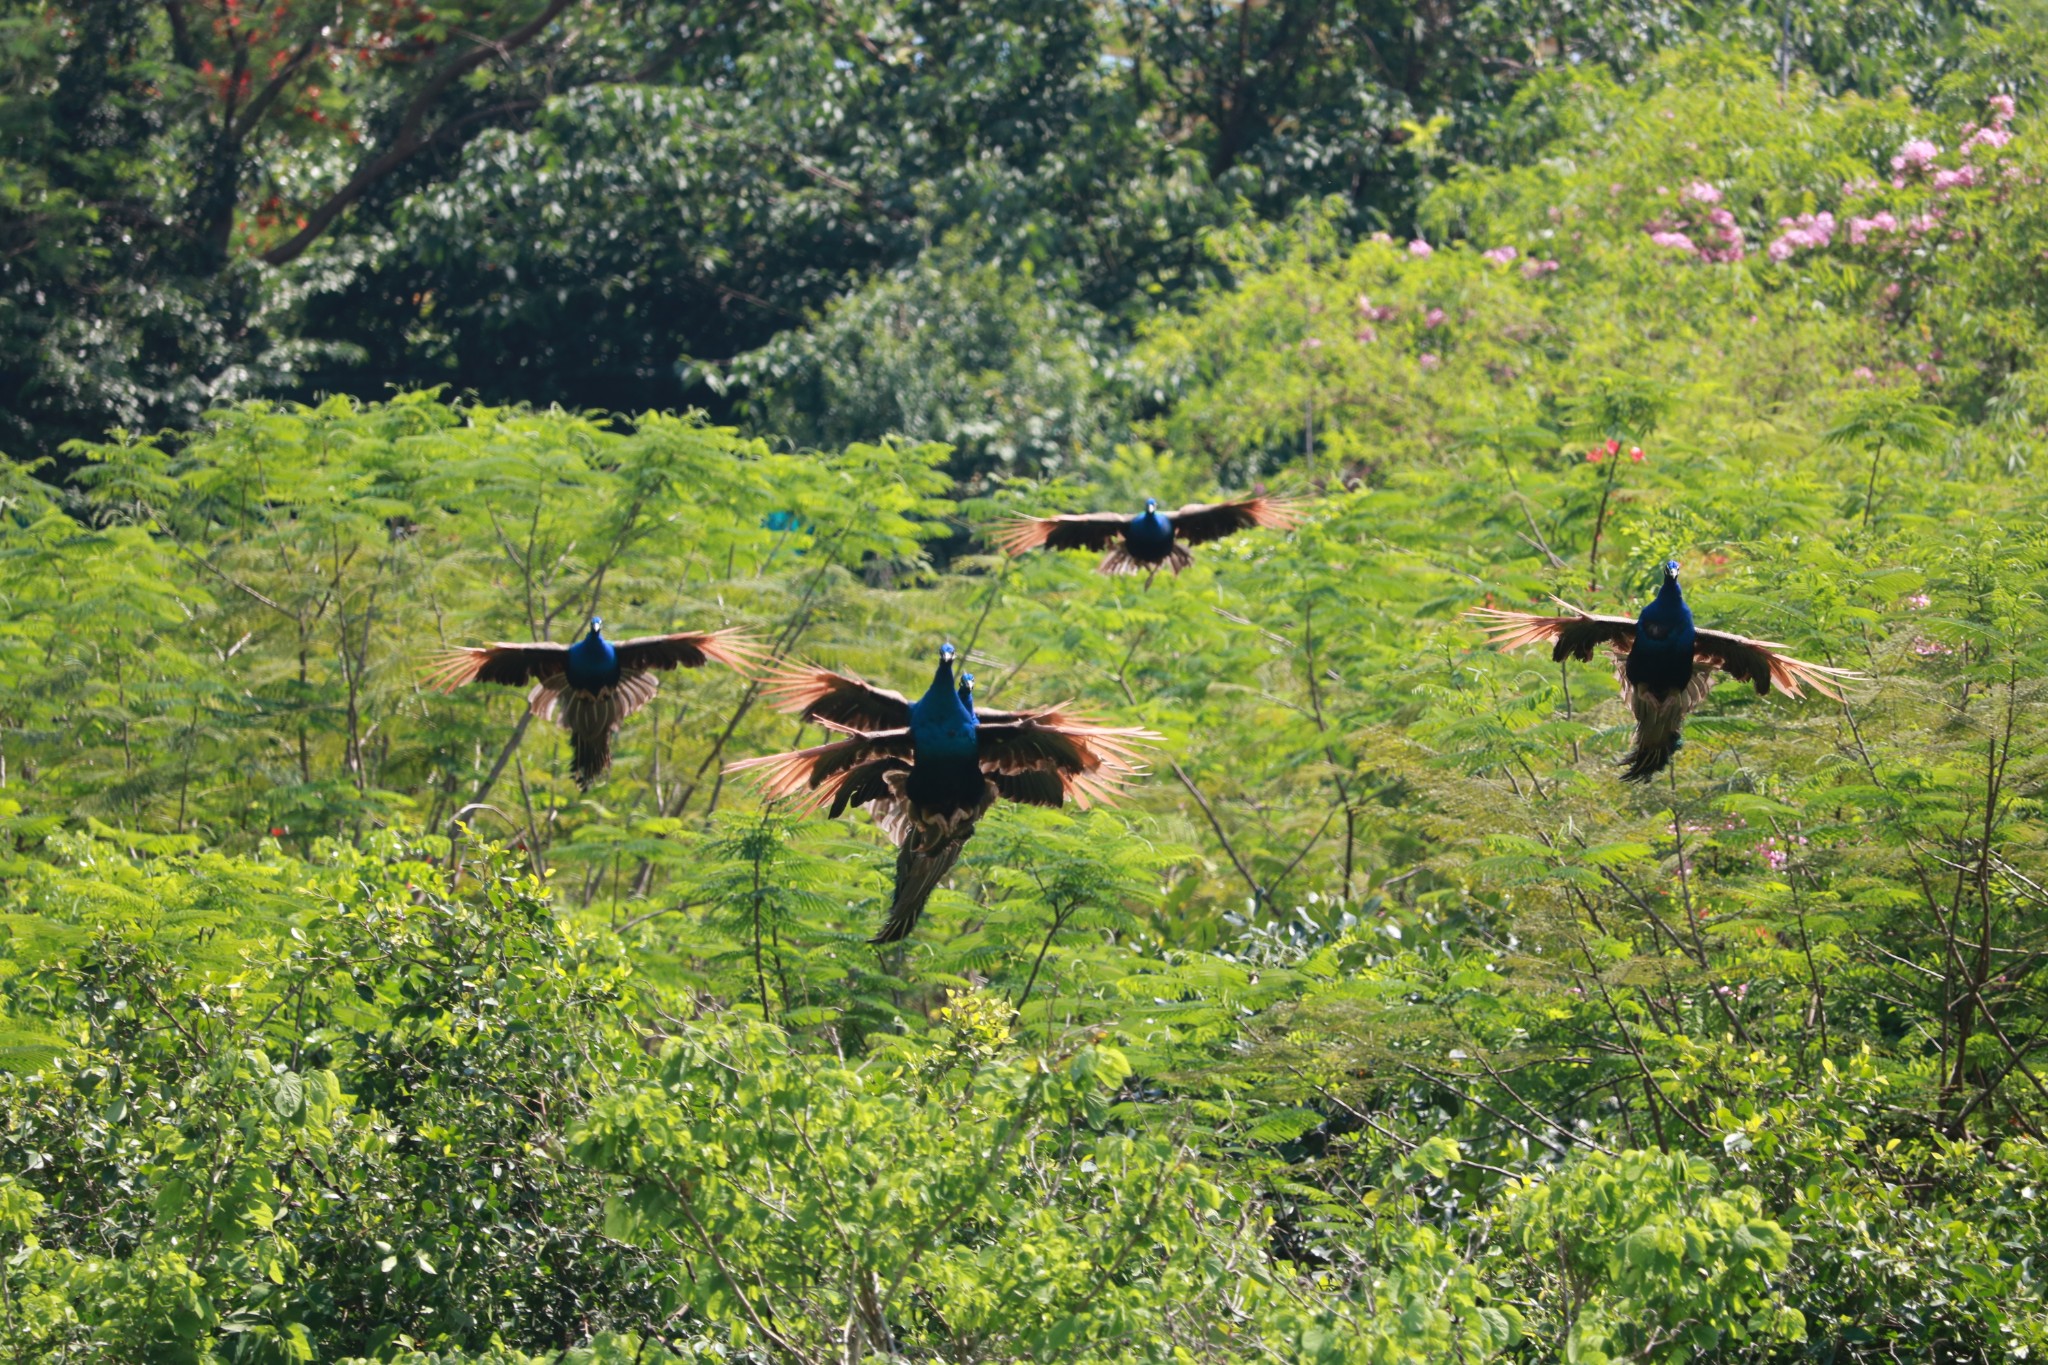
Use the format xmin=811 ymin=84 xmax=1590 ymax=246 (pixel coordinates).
xmin=1913 ymin=638 xmax=1955 ymax=657
xmin=1846 ymin=207 xmax=1946 ymax=252
xmin=1755 ymin=833 xmax=1809 ymax=872
xmin=1891 ymin=138 xmax=1940 ymax=177
xmin=1418 ymin=352 xmax=1442 ymax=371
xmin=1642 ymin=181 xmax=1745 ymax=263
xmin=1481 ymin=245 xmax=1518 ymax=266
xmin=1963 ymin=94 xmax=2017 ymax=154
xmin=1932 ymin=164 xmax=1980 ymax=191
xmin=1697 ymin=207 xmax=1746 ymax=262
xmin=1767 ymin=211 xmax=1835 ymax=262
xmin=1408 ymin=238 xmax=1433 ymax=257
xmin=1356 ymin=294 xmax=1399 ymax=322
xmin=1848 ymin=211 xmax=1897 ymax=244
xmin=1905 ymin=593 xmax=1931 ymax=610
xmin=1520 ymin=257 xmax=1561 ymax=278
xmin=1424 ymin=307 xmax=1447 ymax=329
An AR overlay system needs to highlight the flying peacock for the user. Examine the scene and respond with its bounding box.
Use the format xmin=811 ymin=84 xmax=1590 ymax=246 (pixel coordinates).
xmin=994 ymin=495 xmax=1299 ymax=584
xmin=1466 ymin=560 xmax=1857 ymax=782
xmin=428 ymin=617 xmax=758 ymax=789
xmin=727 ymin=643 xmax=1159 ymax=943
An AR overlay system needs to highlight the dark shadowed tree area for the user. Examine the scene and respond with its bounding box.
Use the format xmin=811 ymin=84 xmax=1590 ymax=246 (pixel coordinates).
xmin=1 ymin=0 xmax=2003 ymax=466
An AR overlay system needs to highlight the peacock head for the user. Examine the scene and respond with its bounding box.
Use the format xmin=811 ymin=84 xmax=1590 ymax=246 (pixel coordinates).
xmin=588 ymin=616 xmax=605 ymax=636
xmin=1663 ymin=558 xmax=1681 ymax=582
xmin=1144 ymin=497 xmax=1158 ymax=514
xmin=939 ymin=641 xmax=956 ymax=663
xmin=959 ymin=672 xmax=975 ymax=696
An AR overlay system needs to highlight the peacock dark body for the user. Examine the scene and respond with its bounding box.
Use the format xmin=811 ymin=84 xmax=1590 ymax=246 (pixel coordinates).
xmin=901 ymin=648 xmax=986 ymax=816
xmin=728 ymin=644 xmax=1158 ymax=943
xmin=428 ymin=617 xmax=758 ymax=789
xmin=1468 ymin=560 xmax=1857 ymax=783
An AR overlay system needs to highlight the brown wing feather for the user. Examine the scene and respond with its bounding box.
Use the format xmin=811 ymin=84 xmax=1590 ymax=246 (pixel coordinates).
xmin=1693 ymin=629 xmax=1857 ymax=701
xmin=529 ymin=671 xmax=661 ymax=725
xmin=1099 ymin=544 xmax=1191 ymax=576
xmin=1168 ymin=495 xmax=1302 ymax=546
xmin=992 ymin=512 xmax=1128 ymax=556
xmin=829 ymin=757 xmax=914 ymax=818
xmin=762 ymin=666 xmax=913 ymax=730
xmin=976 ymin=712 xmax=1159 ymax=808
xmin=990 ymin=768 xmax=1067 ymax=806
xmin=1465 ymin=602 xmax=1638 ymax=662
xmin=725 ymin=730 xmax=916 ymax=807
xmin=613 ymin=627 xmax=764 ymax=675
xmin=540 ymin=672 xmax=662 ymax=789
xmin=425 ymin=642 xmax=570 ymax=690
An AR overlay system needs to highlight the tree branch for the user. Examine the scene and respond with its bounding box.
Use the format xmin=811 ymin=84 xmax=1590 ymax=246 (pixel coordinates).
xmin=261 ymin=0 xmax=575 ymax=265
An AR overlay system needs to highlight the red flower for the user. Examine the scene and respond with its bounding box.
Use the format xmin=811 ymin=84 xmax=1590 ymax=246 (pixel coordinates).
xmin=1605 ymin=438 xmax=1621 ymax=455
xmin=1585 ymin=449 xmax=1604 ymax=463
xmin=268 ymin=826 xmax=286 ymax=837
xmin=1629 ymin=446 xmax=1645 ymax=462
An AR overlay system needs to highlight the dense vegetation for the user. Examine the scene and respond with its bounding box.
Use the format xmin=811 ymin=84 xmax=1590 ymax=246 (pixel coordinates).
xmin=1 ymin=0 xmax=2016 ymax=467
xmin=5 ymin=6 xmax=2048 ymax=1362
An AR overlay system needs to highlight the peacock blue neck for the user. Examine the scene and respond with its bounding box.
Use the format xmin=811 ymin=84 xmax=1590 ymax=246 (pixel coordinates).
xmin=1636 ymin=573 xmax=1694 ymax=647
xmin=565 ymin=623 xmax=619 ymax=689
xmin=1127 ymin=504 xmax=1174 ymax=555
xmin=910 ymin=655 xmax=978 ymax=758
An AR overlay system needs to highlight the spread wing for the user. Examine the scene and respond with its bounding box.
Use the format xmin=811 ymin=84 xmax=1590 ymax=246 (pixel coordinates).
xmin=613 ymin=627 xmax=762 ymax=674
xmin=992 ymin=511 xmax=1129 ymax=556
xmin=1469 ymin=602 xmax=1858 ymax=699
xmin=976 ymin=711 xmax=1160 ymax=808
xmin=1693 ymin=629 xmax=1857 ymax=700
xmin=1465 ymin=601 xmax=1638 ymax=662
xmin=425 ymin=641 xmax=569 ymax=690
xmin=725 ymin=730 xmax=917 ymax=814
xmin=1167 ymin=496 xmax=1301 ymax=546
xmin=763 ymin=666 xmax=913 ymax=731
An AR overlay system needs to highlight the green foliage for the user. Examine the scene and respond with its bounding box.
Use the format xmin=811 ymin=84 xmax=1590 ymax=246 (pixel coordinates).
xmin=0 ymin=837 xmax=667 ymax=1359
xmin=714 ymin=236 xmax=1130 ymax=483
xmin=1508 ymin=1149 xmax=1804 ymax=1359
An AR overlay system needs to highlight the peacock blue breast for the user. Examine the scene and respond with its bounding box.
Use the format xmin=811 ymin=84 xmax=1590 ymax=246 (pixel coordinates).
xmin=564 ymin=631 xmax=620 ymax=692
xmin=910 ymin=671 xmax=979 ymax=761
xmin=906 ymin=656 xmax=984 ymax=811
xmin=1125 ymin=509 xmax=1175 ymax=559
xmin=1626 ymin=590 xmax=1696 ymax=698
